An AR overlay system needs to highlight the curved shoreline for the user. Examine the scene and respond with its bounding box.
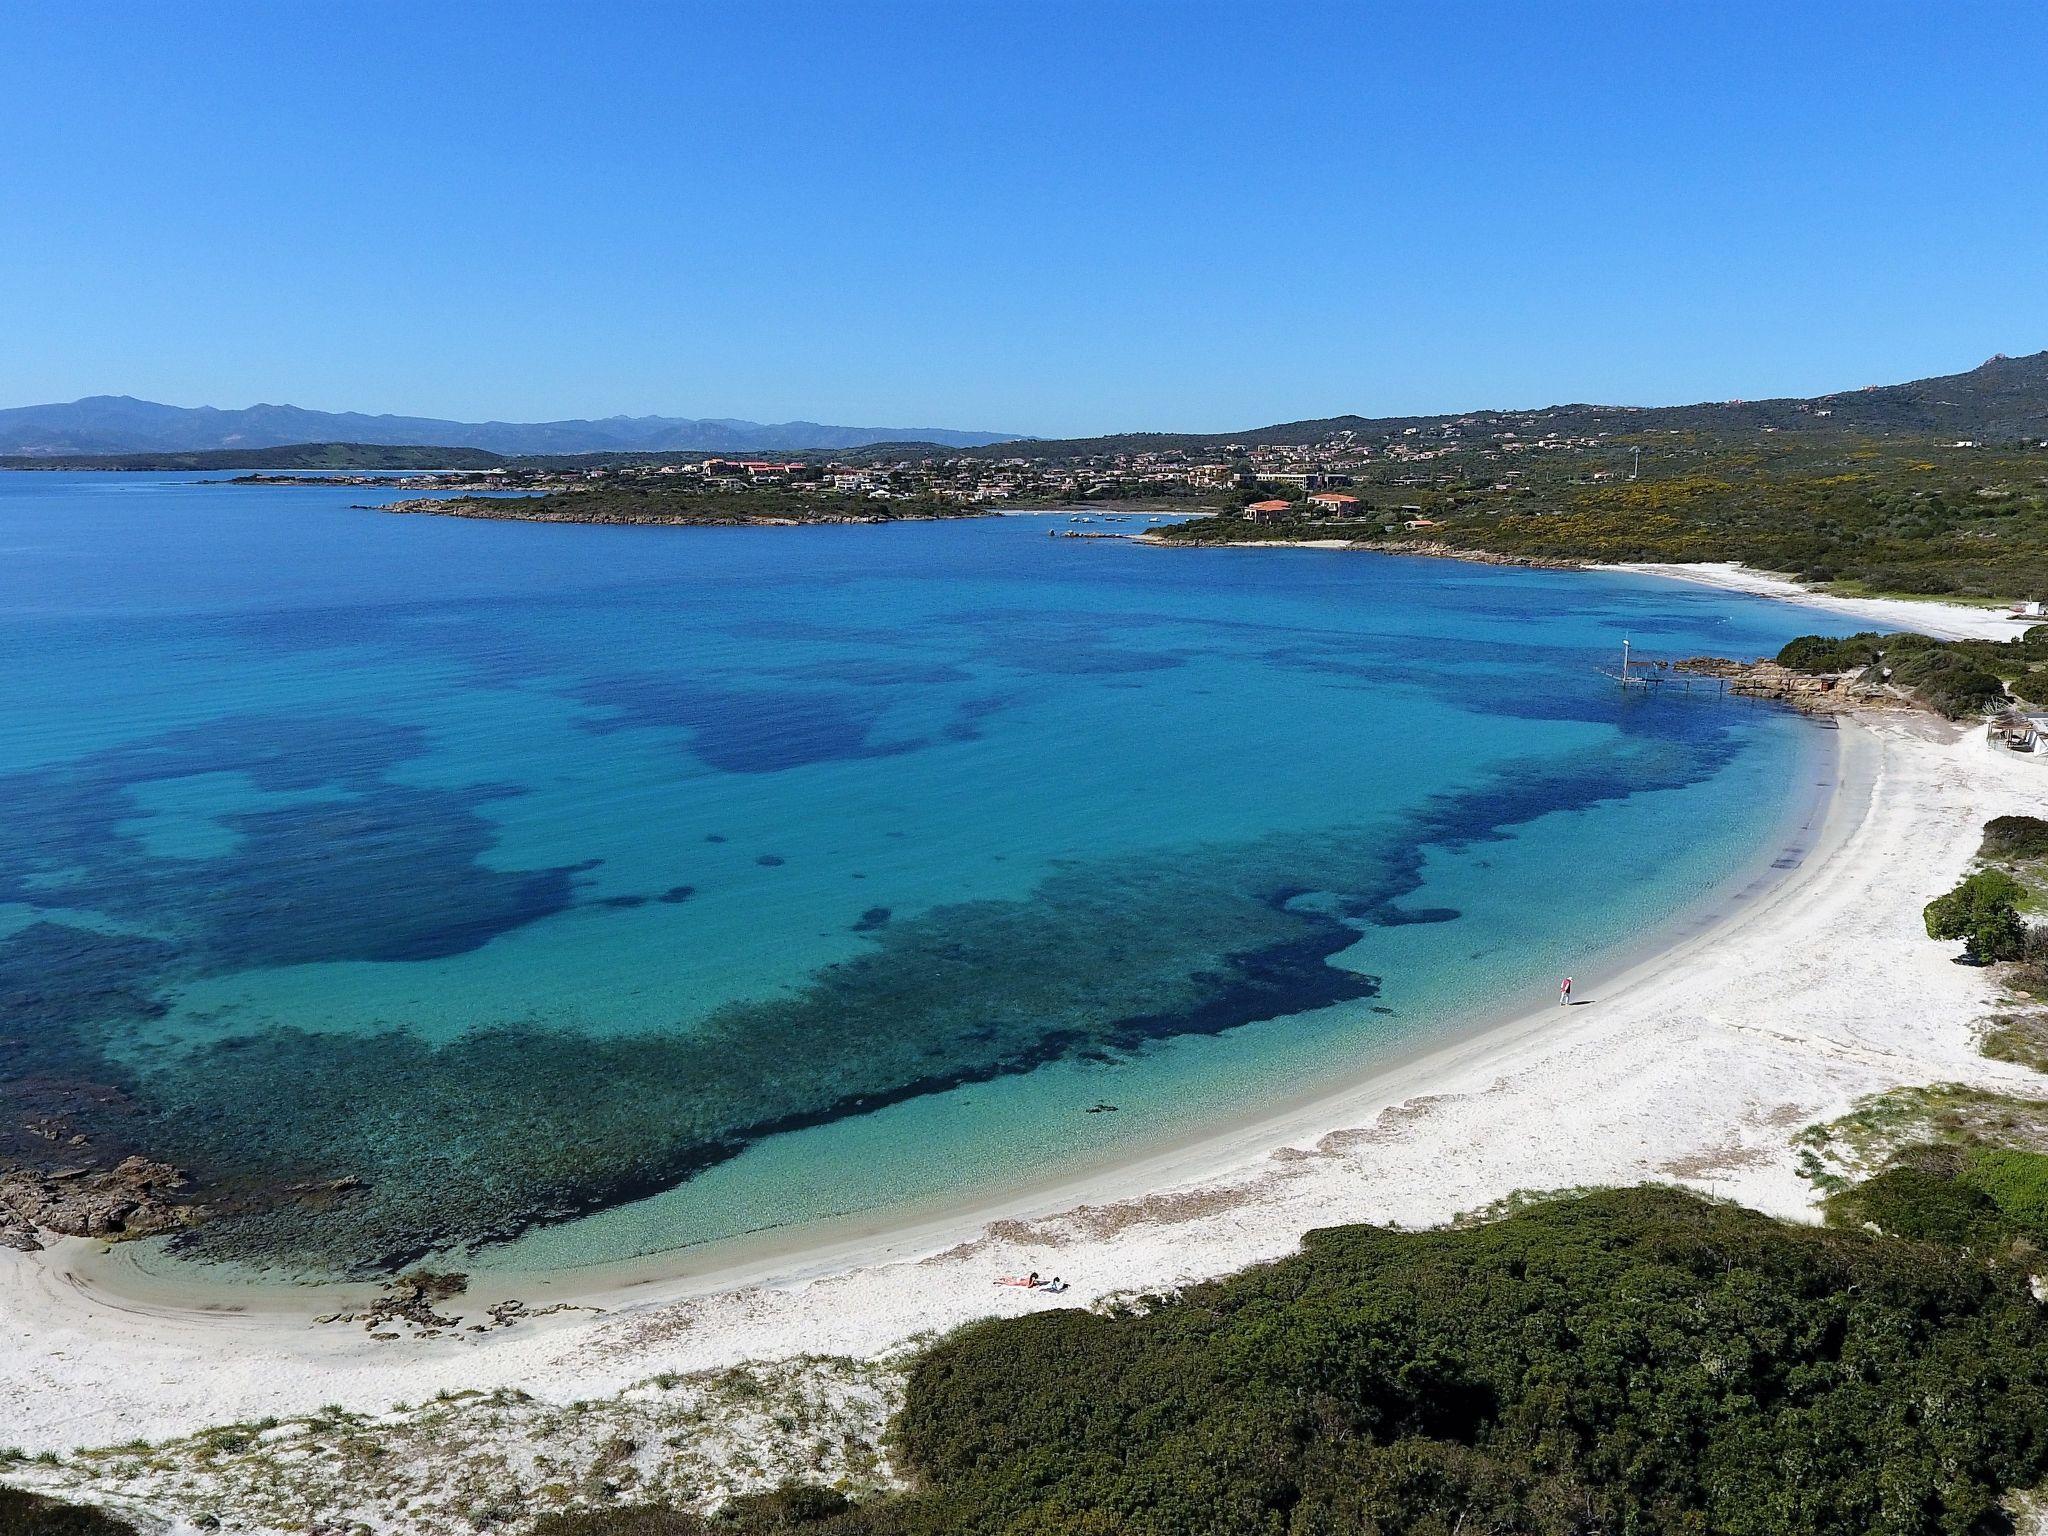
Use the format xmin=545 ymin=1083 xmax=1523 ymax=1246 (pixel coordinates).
xmin=4 ymin=710 xmax=2043 ymax=1456
xmin=1132 ymin=533 xmax=2023 ymax=644
xmin=49 ymin=714 xmax=1846 ymax=1319
xmin=0 ymin=721 xmax=1858 ymax=1360
xmin=6 ymin=537 xmax=2045 ymax=1458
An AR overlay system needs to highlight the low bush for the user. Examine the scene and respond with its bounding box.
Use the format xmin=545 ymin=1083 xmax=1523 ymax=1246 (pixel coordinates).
xmin=1775 ymin=632 xmax=1886 ymax=674
xmin=1925 ymin=868 xmax=2030 ymax=961
xmin=1982 ymin=814 xmax=2048 ymax=862
xmin=1827 ymin=1141 xmax=2048 ymax=1250
xmin=1770 ymin=629 xmax=2045 ymax=716
xmin=543 ymin=1187 xmax=2048 ymax=1536
xmin=1886 ymin=645 xmax=2012 ymax=717
xmin=0 ymin=1486 xmax=138 ymax=1535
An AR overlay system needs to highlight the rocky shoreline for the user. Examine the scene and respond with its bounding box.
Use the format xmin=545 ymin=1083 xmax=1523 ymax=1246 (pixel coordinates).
xmin=1369 ymin=538 xmax=1584 ymax=570
xmin=1671 ymin=657 xmax=1927 ymax=715
xmin=0 ymin=1157 xmax=202 ymax=1251
xmin=1136 ymin=530 xmax=1584 ymax=569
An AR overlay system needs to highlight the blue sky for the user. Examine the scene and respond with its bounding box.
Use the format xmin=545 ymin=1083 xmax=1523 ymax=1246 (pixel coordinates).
xmin=4 ymin=2 xmax=2045 ymax=436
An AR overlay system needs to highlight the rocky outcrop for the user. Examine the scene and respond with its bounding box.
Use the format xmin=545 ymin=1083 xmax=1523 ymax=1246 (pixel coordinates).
xmin=1370 ymin=539 xmax=1585 ymax=570
xmin=313 ymin=1271 xmax=600 ymax=1339
xmin=0 ymin=1155 xmax=205 ymax=1250
xmin=1673 ymin=658 xmax=1911 ymax=714
xmin=316 ymin=1269 xmax=470 ymax=1335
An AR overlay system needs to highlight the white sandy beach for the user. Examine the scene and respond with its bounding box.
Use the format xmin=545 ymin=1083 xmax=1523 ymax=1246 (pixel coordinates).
xmin=5 ymin=709 xmax=2044 ymax=1452
xmin=1602 ymin=561 xmax=2029 ymax=642
xmin=4 ymin=568 xmax=2045 ymax=1529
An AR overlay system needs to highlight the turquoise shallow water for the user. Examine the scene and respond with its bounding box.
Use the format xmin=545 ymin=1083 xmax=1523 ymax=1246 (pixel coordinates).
xmin=0 ymin=474 xmax=1854 ymax=1278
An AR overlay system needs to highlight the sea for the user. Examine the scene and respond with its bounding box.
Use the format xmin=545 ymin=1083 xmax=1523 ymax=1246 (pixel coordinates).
xmin=0 ymin=472 xmax=1855 ymax=1281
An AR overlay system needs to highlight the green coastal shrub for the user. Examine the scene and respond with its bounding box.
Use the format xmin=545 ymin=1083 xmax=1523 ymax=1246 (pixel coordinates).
xmin=1774 ymin=632 xmax=1887 ymax=674
xmin=551 ymin=1187 xmax=2048 ymax=1536
xmin=1982 ymin=814 xmax=2048 ymax=863
xmin=534 ymin=1488 xmax=885 ymax=1535
xmin=0 ymin=1486 xmax=138 ymax=1535
xmin=1771 ymin=632 xmax=2039 ymax=717
xmin=1885 ymin=646 xmax=2011 ymax=717
xmin=534 ymin=1509 xmax=721 ymax=1535
xmin=1925 ymin=868 xmax=2029 ymax=961
xmin=1827 ymin=1141 xmax=2048 ymax=1250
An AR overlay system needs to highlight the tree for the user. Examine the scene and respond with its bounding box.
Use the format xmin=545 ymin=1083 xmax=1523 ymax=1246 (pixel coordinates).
xmin=1924 ymin=869 xmax=2029 ymax=962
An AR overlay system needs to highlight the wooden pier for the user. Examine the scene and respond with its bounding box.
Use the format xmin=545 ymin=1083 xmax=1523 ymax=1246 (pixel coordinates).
xmin=1594 ymin=639 xmax=1731 ymax=695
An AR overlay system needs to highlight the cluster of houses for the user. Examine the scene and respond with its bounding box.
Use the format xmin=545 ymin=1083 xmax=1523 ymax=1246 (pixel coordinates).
xmin=479 ymin=413 xmax=1617 ymax=512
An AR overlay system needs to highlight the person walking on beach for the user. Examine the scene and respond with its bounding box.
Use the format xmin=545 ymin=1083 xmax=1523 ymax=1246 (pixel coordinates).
xmin=1559 ymin=976 xmax=1573 ymax=1006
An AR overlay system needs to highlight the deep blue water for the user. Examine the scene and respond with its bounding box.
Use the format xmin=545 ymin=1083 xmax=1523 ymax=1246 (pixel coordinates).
xmin=0 ymin=474 xmax=1851 ymax=1276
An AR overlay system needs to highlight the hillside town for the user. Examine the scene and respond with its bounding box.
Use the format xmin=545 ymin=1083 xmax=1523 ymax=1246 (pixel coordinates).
xmin=327 ymin=417 xmax=1626 ymax=523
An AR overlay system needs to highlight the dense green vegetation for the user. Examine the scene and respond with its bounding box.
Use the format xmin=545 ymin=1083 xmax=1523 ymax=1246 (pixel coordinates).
xmin=537 ymin=1186 xmax=2048 ymax=1536
xmin=0 ymin=1486 xmax=137 ymax=1534
xmin=1925 ymin=869 xmax=2030 ymax=962
xmin=392 ymin=484 xmax=979 ymax=526
xmin=1160 ymin=436 xmax=2048 ymax=602
xmin=1825 ymin=1141 xmax=2048 ymax=1252
xmin=1984 ymin=815 xmax=2048 ymax=863
xmin=0 ymin=442 xmax=509 ymax=471
xmin=969 ymin=352 xmax=2048 ymax=461
xmin=1979 ymin=817 xmax=2048 ymax=932
xmin=1772 ymin=629 xmax=2048 ymax=717
xmin=534 ymin=1489 xmax=858 ymax=1536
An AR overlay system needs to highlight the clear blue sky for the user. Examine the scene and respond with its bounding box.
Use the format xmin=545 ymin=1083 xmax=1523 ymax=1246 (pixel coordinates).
xmin=4 ymin=2 xmax=2045 ymax=437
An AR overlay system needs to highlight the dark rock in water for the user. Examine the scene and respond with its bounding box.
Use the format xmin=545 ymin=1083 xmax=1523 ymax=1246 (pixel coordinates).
xmin=851 ymin=906 xmax=892 ymax=932
xmin=1368 ymin=904 xmax=1461 ymax=927
xmin=596 ymin=894 xmax=649 ymax=909
xmin=756 ymin=854 xmax=785 ymax=867
xmin=657 ymin=885 xmax=696 ymax=904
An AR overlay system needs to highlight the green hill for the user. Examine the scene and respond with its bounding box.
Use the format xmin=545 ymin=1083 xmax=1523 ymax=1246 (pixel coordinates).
xmin=965 ymin=350 xmax=2048 ymax=461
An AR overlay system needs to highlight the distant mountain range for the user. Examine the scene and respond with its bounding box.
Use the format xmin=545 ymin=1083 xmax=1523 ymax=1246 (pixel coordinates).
xmin=0 ymin=396 xmax=1020 ymax=456
xmin=962 ymin=350 xmax=2048 ymax=459
xmin=7 ymin=352 xmax=2045 ymax=464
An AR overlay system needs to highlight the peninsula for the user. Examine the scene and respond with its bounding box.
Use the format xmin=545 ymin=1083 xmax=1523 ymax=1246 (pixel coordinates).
xmin=377 ymin=482 xmax=981 ymax=527
xmin=175 ymin=351 xmax=2048 ymax=616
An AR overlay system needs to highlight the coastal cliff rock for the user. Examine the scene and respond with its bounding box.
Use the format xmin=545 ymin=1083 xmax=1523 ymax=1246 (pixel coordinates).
xmin=0 ymin=1155 xmax=204 ymax=1250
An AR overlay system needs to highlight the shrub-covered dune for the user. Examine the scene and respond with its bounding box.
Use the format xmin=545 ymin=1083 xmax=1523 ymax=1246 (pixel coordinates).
xmin=542 ymin=1184 xmax=2048 ymax=1536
